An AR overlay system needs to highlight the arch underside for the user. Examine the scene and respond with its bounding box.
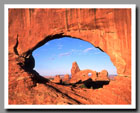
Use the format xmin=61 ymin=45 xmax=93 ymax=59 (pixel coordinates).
xmin=9 ymin=8 xmax=131 ymax=76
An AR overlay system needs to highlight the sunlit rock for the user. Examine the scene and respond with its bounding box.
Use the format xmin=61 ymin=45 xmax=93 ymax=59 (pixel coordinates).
xmin=71 ymin=61 xmax=80 ymax=78
xmin=52 ymin=75 xmax=62 ymax=84
xmin=8 ymin=8 xmax=131 ymax=105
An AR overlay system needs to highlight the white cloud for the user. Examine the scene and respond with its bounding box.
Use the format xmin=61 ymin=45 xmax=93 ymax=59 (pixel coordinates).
xmin=94 ymin=52 xmax=101 ymax=54
xmin=83 ymin=47 xmax=95 ymax=53
xmin=59 ymin=52 xmax=71 ymax=57
xmin=57 ymin=44 xmax=63 ymax=49
xmin=71 ymin=49 xmax=80 ymax=52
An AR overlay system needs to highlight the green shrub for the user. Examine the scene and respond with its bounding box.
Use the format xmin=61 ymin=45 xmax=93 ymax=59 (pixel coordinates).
xmin=62 ymin=81 xmax=67 ymax=85
xmin=80 ymin=84 xmax=88 ymax=88
xmin=90 ymin=86 xmax=93 ymax=89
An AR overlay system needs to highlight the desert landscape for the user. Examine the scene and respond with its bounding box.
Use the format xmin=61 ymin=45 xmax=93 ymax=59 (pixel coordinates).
xmin=8 ymin=8 xmax=131 ymax=105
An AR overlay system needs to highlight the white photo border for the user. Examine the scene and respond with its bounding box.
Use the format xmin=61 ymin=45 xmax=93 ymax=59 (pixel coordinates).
xmin=4 ymin=4 xmax=136 ymax=109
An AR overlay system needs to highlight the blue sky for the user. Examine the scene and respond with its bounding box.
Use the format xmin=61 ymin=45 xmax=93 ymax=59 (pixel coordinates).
xmin=32 ymin=37 xmax=117 ymax=76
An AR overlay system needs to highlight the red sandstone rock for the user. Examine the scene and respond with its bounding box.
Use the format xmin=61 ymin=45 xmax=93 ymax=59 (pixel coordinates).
xmin=63 ymin=74 xmax=70 ymax=82
xmin=91 ymin=71 xmax=97 ymax=81
xmin=8 ymin=8 xmax=132 ymax=105
xmin=71 ymin=62 xmax=80 ymax=77
xmin=70 ymin=61 xmax=109 ymax=83
xmin=52 ymin=75 xmax=62 ymax=83
xmin=8 ymin=9 xmax=131 ymax=76
xmin=70 ymin=69 xmax=97 ymax=83
xmin=96 ymin=70 xmax=110 ymax=81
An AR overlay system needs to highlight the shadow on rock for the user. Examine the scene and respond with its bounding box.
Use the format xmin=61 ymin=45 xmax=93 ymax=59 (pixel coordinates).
xmin=75 ymin=78 xmax=110 ymax=89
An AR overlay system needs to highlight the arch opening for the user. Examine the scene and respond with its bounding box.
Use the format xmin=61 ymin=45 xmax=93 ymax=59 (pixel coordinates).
xmin=88 ymin=73 xmax=92 ymax=77
xmin=32 ymin=37 xmax=117 ymax=79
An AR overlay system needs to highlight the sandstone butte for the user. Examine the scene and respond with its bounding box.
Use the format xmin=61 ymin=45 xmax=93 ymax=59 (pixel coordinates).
xmin=8 ymin=9 xmax=131 ymax=105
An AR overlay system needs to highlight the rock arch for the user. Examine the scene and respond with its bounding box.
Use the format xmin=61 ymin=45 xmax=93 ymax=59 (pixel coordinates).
xmin=8 ymin=8 xmax=132 ymax=105
xmin=9 ymin=8 xmax=131 ymax=77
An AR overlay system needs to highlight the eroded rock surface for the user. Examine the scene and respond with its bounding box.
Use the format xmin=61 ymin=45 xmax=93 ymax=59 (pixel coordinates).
xmin=62 ymin=74 xmax=70 ymax=82
xmin=91 ymin=71 xmax=98 ymax=81
xmin=70 ymin=62 xmax=109 ymax=83
xmin=8 ymin=8 xmax=131 ymax=105
xmin=52 ymin=75 xmax=62 ymax=84
xmin=70 ymin=69 xmax=94 ymax=83
xmin=71 ymin=62 xmax=80 ymax=78
xmin=9 ymin=8 xmax=131 ymax=76
xmin=96 ymin=70 xmax=110 ymax=81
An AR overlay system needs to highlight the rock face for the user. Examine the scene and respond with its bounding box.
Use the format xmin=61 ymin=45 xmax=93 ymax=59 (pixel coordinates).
xmin=8 ymin=8 xmax=131 ymax=105
xmin=63 ymin=74 xmax=70 ymax=82
xmin=9 ymin=9 xmax=131 ymax=76
xmin=70 ymin=62 xmax=109 ymax=83
xmin=70 ymin=69 xmax=94 ymax=83
xmin=91 ymin=71 xmax=98 ymax=81
xmin=71 ymin=62 xmax=80 ymax=77
xmin=96 ymin=70 xmax=109 ymax=81
xmin=52 ymin=75 xmax=62 ymax=84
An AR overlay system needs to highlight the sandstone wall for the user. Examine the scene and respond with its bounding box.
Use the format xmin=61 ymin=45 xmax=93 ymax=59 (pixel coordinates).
xmin=9 ymin=8 xmax=131 ymax=76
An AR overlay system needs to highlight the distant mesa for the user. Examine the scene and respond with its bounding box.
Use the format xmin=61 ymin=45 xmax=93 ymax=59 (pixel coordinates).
xmin=70 ymin=61 xmax=110 ymax=83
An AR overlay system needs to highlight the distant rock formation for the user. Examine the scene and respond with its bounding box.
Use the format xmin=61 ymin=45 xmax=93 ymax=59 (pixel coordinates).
xmin=63 ymin=74 xmax=70 ymax=82
xmin=52 ymin=75 xmax=62 ymax=83
xmin=91 ymin=71 xmax=98 ymax=81
xmin=70 ymin=69 xmax=95 ymax=83
xmin=71 ymin=62 xmax=80 ymax=78
xmin=70 ymin=62 xmax=109 ymax=83
xmin=96 ymin=70 xmax=109 ymax=81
